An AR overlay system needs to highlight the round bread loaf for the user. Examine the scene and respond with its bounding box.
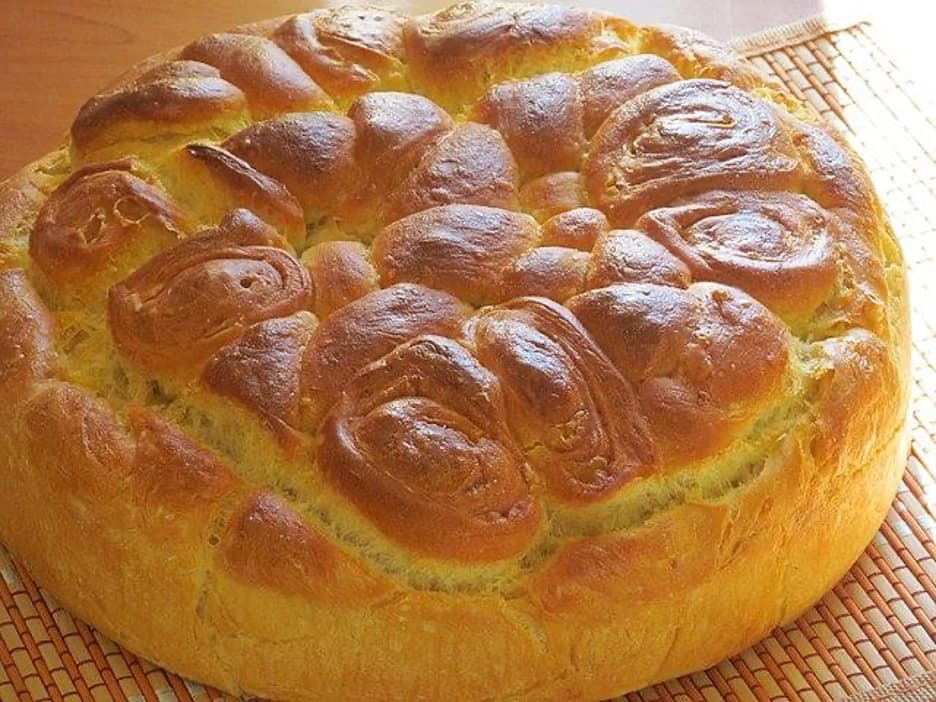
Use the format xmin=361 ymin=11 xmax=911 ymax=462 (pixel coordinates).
xmin=0 ymin=3 xmax=911 ymax=700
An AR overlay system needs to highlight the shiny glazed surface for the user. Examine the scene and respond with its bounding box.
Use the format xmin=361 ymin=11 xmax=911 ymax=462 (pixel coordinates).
xmin=0 ymin=3 xmax=909 ymax=701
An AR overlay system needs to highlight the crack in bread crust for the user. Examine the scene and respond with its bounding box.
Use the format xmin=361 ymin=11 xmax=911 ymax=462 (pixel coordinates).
xmin=0 ymin=3 xmax=910 ymax=701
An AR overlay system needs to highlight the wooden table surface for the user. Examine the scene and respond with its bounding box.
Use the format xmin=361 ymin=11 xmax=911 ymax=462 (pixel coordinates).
xmin=0 ymin=0 xmax=927 ymax=181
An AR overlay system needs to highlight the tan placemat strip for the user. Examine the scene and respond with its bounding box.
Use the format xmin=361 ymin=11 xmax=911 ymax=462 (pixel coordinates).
xmin=845 ymin=670 xmax=936 ymax=701
xmin=731 ymin=14 xmax=864 ymax=58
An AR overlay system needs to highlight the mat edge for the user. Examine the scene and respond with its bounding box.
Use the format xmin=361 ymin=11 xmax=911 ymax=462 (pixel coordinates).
xmin=731 ymin=14 xmax=867 ymax=57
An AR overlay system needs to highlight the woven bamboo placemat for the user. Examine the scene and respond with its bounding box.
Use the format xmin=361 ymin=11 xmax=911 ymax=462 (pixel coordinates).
xmin=1 ymin=16 xmax=934 ymax=702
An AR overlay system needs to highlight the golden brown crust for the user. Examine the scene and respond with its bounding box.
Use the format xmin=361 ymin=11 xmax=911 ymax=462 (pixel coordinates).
xmin=639 ymin=23 xmax=772 ymax=91
xmin=525 ymin=335 xmax=906 ymax=701
xmin=302 ymin=240 xmax=380 ymax=318
xmin=179 ymin=33 xmax=334 ymax=116
xmin=472 ymin=297 xmax=656 ymax=502
xmin=501 ymin=246 xmax=590 ymax=302
xmin=224 ymin=112 xmax=359 ymax=217
xmin=341 ymin=90 xmax=454 ymax=228
xmin=272 ymin=8 xmax=407 ymax=104
xmin=23 ymin=383 xmax=136 ymax=504
xmin=128 ymin=409 xmax=241 ymax=510
xmin=219 ymin=491 xmax=391 ymax=603
xmin=71 ymin=60 xmax=248 ymax=156
xmin=0 ymin=269 xmax=55 ymax=397
xmin=473 ymin=72 xmax=585 ymax=181
xmin=30 ymin=160 xmax=187 ymax=283
xmin=636 ymin=190 xmax=840 ymax=319
xmin=567 ymin=283 xmax=790 ymax=465
xmin=809 ymin=330 xmax=901 ymax=465
xmin=108 ymin=209 xmax=312 ymax=369
xmin=319 ymin=335 xmax=542 ymax=561
xmin=586 ymin=228 xmax=691 ymax=288
xmin=519 ymin=171 xmax=586 ymax=221
xmin=202 ymin=311 xmax=318 ymax=441
xmin=0 ymin=3 xmax=910 ymax=701
xmin=579 ymin=54 xmax=680 ymax=137
xmin=373 ymin=204 xmax=540 ymax=305
xmin=179 ymin=143 xmax=306 ymax=247
xmin=540 ymin=207 xmax=608 ymax=250
xmin=403 ymin=2 xmax=612 ymax=110
xmin=584 ymin=78 xmax=800 ymax=226
xmin=0 ymin=159 xmax=49 ymax=246
xmin=384 ymin=123 xmax=520 ymax=223
xmin=299 ymin=283 xmax=471 ymax=427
